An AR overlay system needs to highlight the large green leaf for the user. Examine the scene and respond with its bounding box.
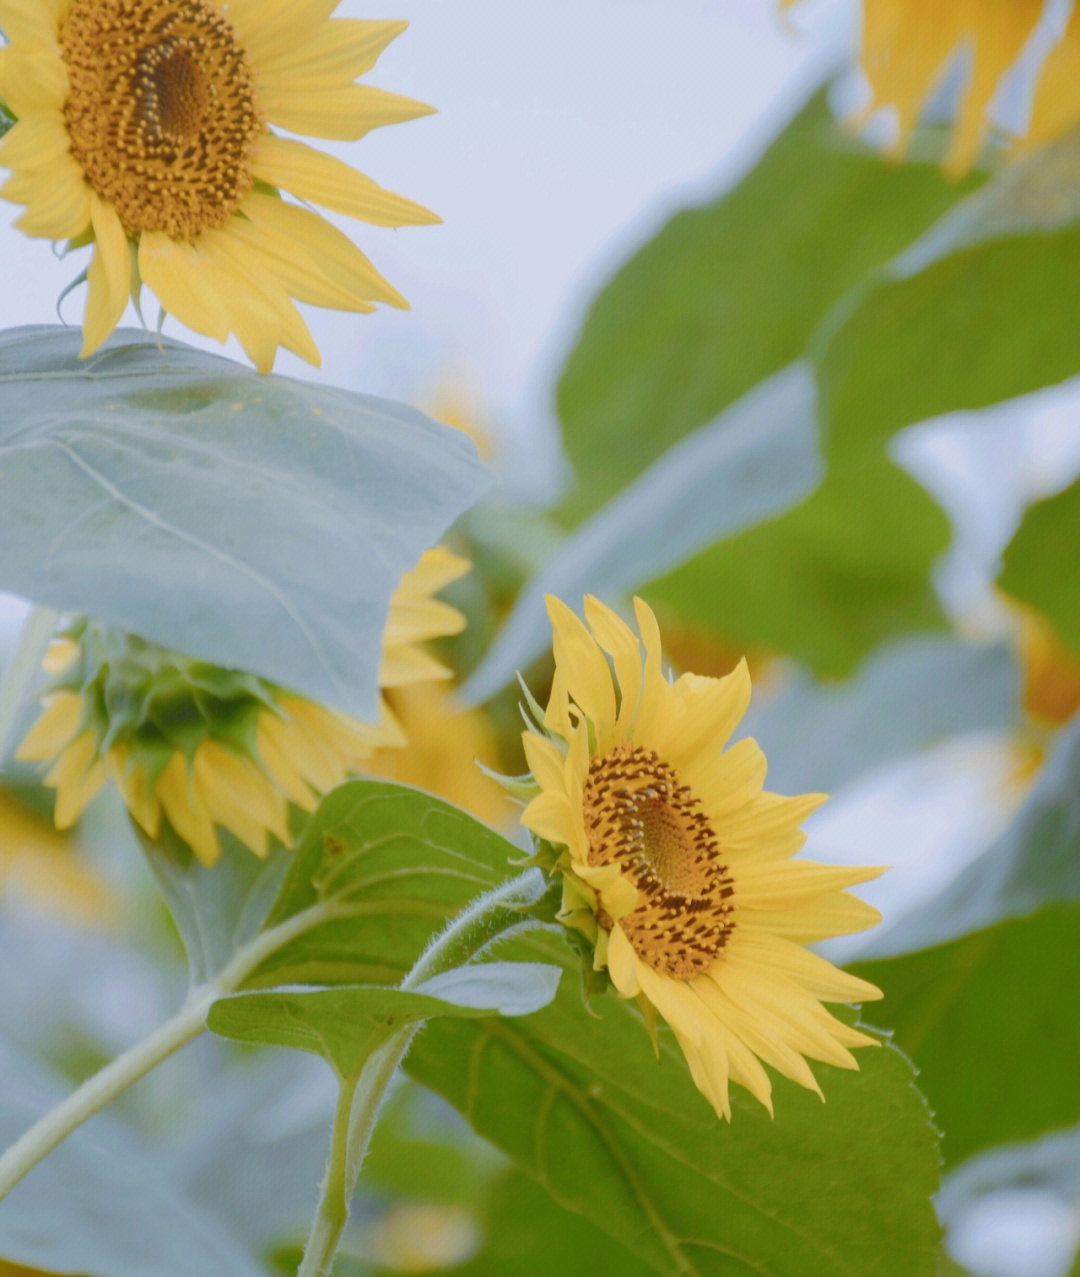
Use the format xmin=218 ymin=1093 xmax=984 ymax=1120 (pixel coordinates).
xmin=242 ymin=781 xmax=522 ymax=991
xmin=647 ymin=454 xmax=949 ymax=674
xmin=0 ymin=1037 xmax=266 ymax=1277
xmin=407 ymin=930 xmax=941 ymax=1277
xmin=816 ymin=227 xmax=1080 ymax=461
xmin=231 ymin=782 xmax=940 ymax=1274
xmin=999 ymin=474 xmax=1080 ymax=658
xmin=555 ymin=95 xmax=978 ymax=523
xmin=208 ymin=963 xmax=561 ymax=1076
xmin=0 ymin=326 xmax=489 ymax=719
xmin=854 ymin=903 xmax=1080 ymax=1167
xmin=464 ymin=363 xmax=822 ymax=702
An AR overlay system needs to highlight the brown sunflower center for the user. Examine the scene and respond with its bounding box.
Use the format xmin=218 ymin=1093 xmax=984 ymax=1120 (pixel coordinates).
xmin=60 ymin=0 xmax=262 ymax=238
xmin=582 ymin=743 xmax=734 ymax=979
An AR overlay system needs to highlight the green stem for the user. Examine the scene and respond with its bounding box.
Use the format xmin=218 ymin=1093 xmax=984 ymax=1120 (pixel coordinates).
xmin=0 ymin=897 xmax=336 ymax=1202
xmin=0 ymin=604 xmax=60 ymax=761
xmin=294 ymin=869 xmax=543 ymax=1276
xmin=296 ymin=1065 xmax=364 ymax=1277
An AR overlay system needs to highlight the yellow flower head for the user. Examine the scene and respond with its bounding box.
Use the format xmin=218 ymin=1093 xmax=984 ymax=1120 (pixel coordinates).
xmin=0 ymin=0 xmax=438 ymax=370
xmin=17 ymin=546 xmax=469 ymax=867
xmin=521 ymin=595 xmax=884 ymax=1121
xmin=851 ymin=0 xmax=1080 ymax=174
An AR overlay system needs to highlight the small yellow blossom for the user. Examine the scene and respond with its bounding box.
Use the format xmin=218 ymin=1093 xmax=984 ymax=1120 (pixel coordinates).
xmin=521 ymin=595 xmax=884 ymax=1121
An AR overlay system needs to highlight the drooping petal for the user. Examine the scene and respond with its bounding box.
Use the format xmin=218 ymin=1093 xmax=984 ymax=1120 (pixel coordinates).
xmin=82 ymin=193 xmax=133 ymax=355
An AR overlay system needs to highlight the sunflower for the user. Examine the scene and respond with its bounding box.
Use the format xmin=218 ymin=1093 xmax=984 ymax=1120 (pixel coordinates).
xmin=843 ymin=0 xmax=1080 ymax=174
xmin=16 ymin=546 xmax=470 ymax=867
xmin=0 ymin=0 xmax=437 ymax=371
xmin=364 ymin=681 xmax=510 ymax=827
xmin=520 ymin=595 xmax=884 ymax=1121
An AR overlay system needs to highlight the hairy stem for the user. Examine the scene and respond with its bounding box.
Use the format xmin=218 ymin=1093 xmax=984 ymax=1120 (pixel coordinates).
xmin=294 ymin=870 xmax=543 ymax=1276
xmin=0 ymin=898 xmax=334 ymax=1202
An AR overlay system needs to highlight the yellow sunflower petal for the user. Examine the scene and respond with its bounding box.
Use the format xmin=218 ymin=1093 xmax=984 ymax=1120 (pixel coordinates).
xmin=46 ymin=731 xmax=107 ymax=828
xmin=41 ymin=636 xmax=79 ymax=676
xmin=254 ymin=711 xmax=319 ymax=811
xmin=225 ymin=0 xmax=341 ymax=68
xmin=1025 ymin=7 xmax=1080 ymax=149
xmin=16 ymin=691 xmax=84 ymax=761
xmin=137 ymin=232 xmax=231 ymax=343
xmin=242 ymin=193 xmax=408 ymax=308
xmin=0 ymin=0 xmax=65 ymax=56
xmin=197 ymin=226 xmax=321 ymax=370
xmin=582 ymin=596 xmax=643 ymax=739
xmin=192 ymin=739 xmax=291 ymax=851
xmin=154 ymin=751 xmax=220 ymax=867
xmin=82 ymin=193 xmax=132 ymax=356
xmin=253 ymin=133 xmax=440 ymax=226
xmin=259 ymin=83 xmax=435 ymax=141
xmin=4 ymin=142 xmax=91 ymax=240
xmin=545 ymin=595 xmax=618 ymax=749
xmin=254 ymin=19 xmax=408 ymax=86
xmin=105 ymin=746 xmax=162 ymax=839
xmin=222 ymin=210 xmax=376 ymax=313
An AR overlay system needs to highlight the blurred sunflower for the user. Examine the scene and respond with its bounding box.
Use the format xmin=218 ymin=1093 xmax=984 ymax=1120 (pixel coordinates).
xmin=16 ymin=547 xmax=469 ymax=867
xmin=852 ymin=0 xmax=1080 ymax=173
xmin=0 ymin=786 xmax=116 ymax=923
xmin=365 ymin=681 xmax=510 ymax=827
xmin=0 ymin=0 xmax=437 ymax=371
xmin=521 ymin=595 xmax=884 ymax=1121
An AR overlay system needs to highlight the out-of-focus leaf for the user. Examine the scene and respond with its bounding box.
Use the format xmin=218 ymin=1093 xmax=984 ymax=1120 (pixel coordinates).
xmin=556 ymin=95 xmax=978 ymax=523
xmin=0 ymin=326 xmax=489 ymax=720
xmin=739 ymin=634 xmax=1019 ymax=795
xmin=647 ymin=455 xmax=949 ymax=675
xmin=938 ymin=1124 xmax=1080 ymax=1225
xmin=0 ymin=1038 xmax=265 ymax=1277
xmin=407 ymin=933 xmax=941 ymax=1277
xmin=865 ymin=714 xmax=1080 ymax=957
xmin=464 ymin=364 xmax=821 ymax=702
xmin=208 ymin=963 xmax=561 ymax=1076
xmin=891 ymin=123 xmax=1080 ymax=276
xmin=1000 ymin=475 xmax=1080 ymax=659
xmin=816 ymin=225 xmax=1080 ymax=463
xmin=854 ymin=903 xmax=1080 ymax=1166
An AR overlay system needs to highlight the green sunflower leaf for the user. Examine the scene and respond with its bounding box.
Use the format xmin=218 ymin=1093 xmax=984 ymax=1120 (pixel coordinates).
xmin=0 ymin=326 xmax=489 ymax=721
xmin=208 ymin=963 xmax=561 ymax=1077
xmin=999 ymin=474 xmax=1080 ymax=658
xmin=854 ymin=903 xmax=1080 ymax=1168
xmin=242 ymin=781 xmax=521 ymax=990
xmin=737 ymin=633 xmax=1019 ymax=795
xmin=406 ymin=930 xmax=941 ymax=1277
xmin=539 ymin=93 xmax=984 ymax=675
xmin=234 ymin=781 xmax=940 ymax=1274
